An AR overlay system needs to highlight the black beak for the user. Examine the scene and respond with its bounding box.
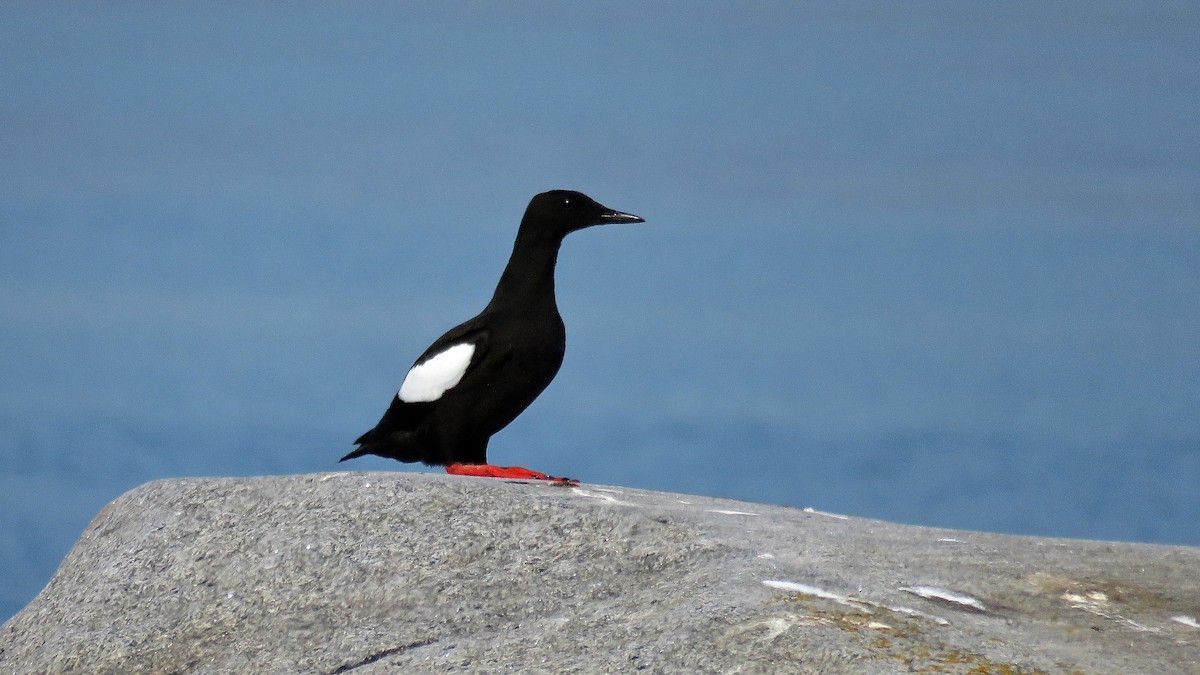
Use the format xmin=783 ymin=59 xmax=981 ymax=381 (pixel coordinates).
xmin=598 ymin=208 xmax=645 ymax=224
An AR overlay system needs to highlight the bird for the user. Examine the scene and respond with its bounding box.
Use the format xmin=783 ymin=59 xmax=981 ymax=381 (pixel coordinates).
xmin=340 ymin=190 xmax=645 ymax=482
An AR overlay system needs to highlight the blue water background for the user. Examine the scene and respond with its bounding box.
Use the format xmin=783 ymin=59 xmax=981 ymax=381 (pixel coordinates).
xmin=2 ymin=3 xmax=1198 ymax=620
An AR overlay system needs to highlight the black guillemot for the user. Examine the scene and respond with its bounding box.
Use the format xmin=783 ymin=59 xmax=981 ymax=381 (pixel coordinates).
xmin=340 ymin=190 xmax=645 ymax=482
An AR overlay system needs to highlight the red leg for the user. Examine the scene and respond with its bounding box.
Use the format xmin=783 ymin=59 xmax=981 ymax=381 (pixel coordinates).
xmin=445 ymin=462 xmax=578 ymax=485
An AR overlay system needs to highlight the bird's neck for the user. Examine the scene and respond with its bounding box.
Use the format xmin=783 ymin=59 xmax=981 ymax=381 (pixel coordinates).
xmin=487 ymin=229 xmax=564 ymax=311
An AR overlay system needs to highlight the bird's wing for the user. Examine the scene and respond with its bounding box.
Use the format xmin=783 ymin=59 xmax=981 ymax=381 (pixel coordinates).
xmin=353 ymin=326 xmax=490 ymax=443
xmin=402 ymin=323 xmax=490 ymax=399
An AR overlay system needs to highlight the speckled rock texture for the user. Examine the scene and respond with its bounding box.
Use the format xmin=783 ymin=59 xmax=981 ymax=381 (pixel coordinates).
xmin=1 ymin=472 xmax=1198 ymax=674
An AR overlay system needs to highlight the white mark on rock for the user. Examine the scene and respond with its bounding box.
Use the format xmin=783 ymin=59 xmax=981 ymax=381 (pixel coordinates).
xmin=802 ymin=507 xmax=850 ymax=520
xmin=937 ymin=537 xmax=964 ymax=543
xmin=900 ymin=585 xmax=987 ymax=612
xmin=765 ymin=580 xmax=956 ymax=627
xmin=1172 ymin=615 xmax=1200 ymax=629
xmin=757 ymin=553 xmax=776 ymax=559
xmin=571 ymin=488 xmax=635 ymax=506
xmin=1066 ymin=590 xmax=1108 ymax=605
xmin=1063 ymin=591 xmax=1160 ymax=633
xmin=708 ymin=509 xmax=759 ymax=516
xmin=757 ymin=616 xmax=792 ymax=640
xmin=887 ymin=605 xmax=951 ymax=626
xmin=763 ymin=580 xmax=854 ymax=606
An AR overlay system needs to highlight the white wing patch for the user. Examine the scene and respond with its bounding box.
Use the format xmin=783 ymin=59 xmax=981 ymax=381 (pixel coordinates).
xmin=398 ymin=342 xmax=476 ymax=402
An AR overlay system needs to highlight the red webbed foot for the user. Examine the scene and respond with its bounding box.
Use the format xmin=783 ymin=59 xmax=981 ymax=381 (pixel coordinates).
xmin=445 ymin=462 xmax=579 ymax=485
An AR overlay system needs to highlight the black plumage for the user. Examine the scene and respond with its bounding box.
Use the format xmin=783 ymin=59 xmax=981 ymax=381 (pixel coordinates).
xmin=340 ymin=190 xmax=644 ymax=480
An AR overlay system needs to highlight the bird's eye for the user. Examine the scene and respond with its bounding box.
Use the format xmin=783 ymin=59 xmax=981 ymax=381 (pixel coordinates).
xmin=562 ymin=198 xmax=573 ymax=209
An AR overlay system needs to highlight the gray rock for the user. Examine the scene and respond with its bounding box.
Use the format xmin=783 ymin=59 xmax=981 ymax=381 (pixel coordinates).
xmin=1 ymin=472 xmax=1198 ymax=674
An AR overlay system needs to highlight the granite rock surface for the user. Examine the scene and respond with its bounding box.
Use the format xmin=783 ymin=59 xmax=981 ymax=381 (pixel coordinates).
xmin=1 ymin=472 xmax=1198 ymax=673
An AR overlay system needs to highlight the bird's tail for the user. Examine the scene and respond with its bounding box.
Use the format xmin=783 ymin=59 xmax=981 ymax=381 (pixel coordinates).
xmin=339 ymin=429 xmax=427 ymax=464
xmin=339 ymin=446 xmax=372 ymax=462
xmin=337 ymin=429 xmax=376 ymax=462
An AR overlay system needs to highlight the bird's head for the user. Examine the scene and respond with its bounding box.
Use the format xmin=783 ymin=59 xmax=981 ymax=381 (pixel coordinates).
xmin=522 ymin=189 xmax=645 ymax=237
